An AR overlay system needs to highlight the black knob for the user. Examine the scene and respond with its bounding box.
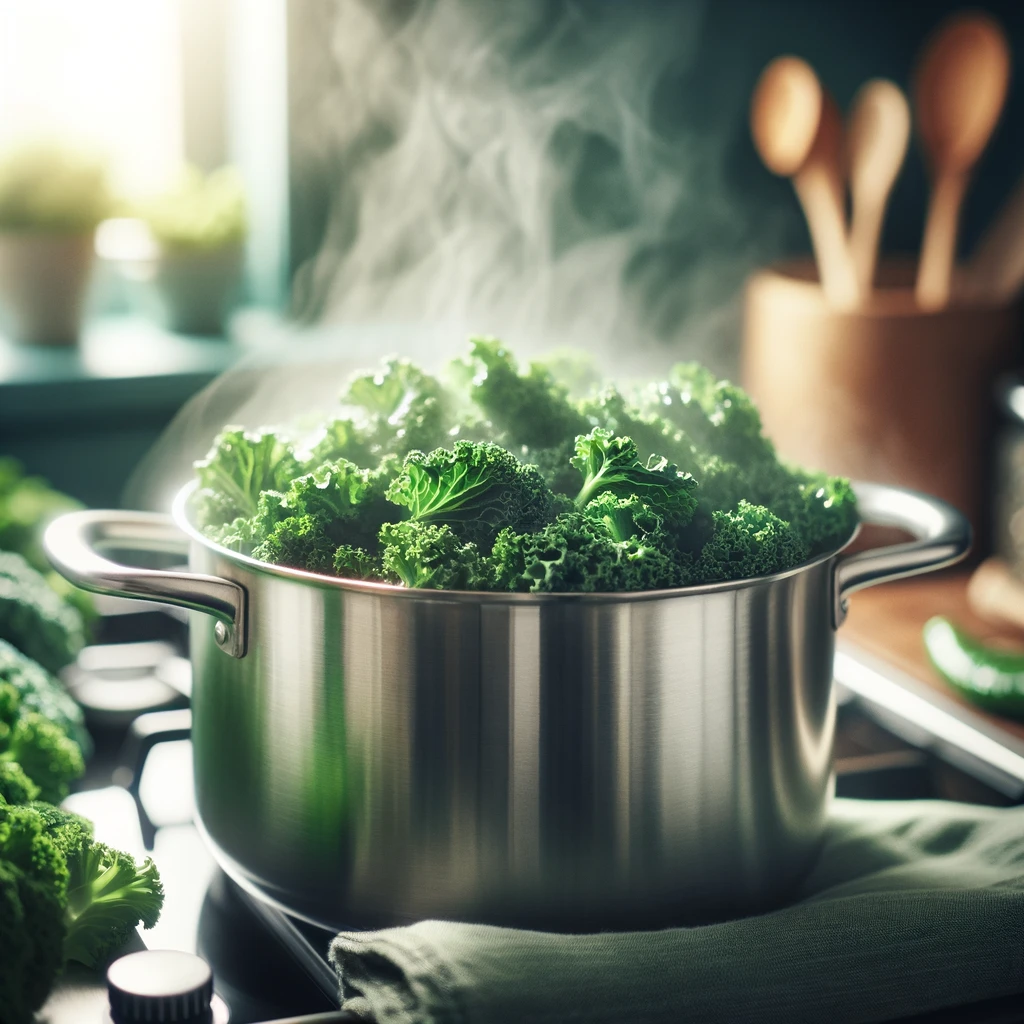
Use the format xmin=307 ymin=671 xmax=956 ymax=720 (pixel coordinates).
xmin=107 ymin=950 xmax=214 ymax=1023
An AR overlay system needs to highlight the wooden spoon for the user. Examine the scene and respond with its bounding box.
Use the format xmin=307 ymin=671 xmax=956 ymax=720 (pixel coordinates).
xmin=914 ymin=13 xmax=1010 ymax=311
xmin=751 ymin=56 xmax=859 ymax=308
xmin=847 ymin=80 xmax=911 ymax=299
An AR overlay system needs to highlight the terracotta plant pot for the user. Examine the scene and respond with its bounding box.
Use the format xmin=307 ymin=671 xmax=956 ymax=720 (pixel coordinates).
xmin=152 ymin=244 xmax=243 ymax=336
xmin=742 ymin=257 xmax=1022 ymax=555
xmin=0 ymin=231 xmax=95 ymax=345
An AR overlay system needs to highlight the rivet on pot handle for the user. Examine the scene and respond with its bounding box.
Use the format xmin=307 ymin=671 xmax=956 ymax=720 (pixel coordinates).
xmin=833 ymin=482 xmax=972 ymax=629
xmin=43 ymin=510 xmax=248 ymax=658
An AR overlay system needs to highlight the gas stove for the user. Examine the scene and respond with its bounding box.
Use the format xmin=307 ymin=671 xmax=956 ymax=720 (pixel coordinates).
xmin=41 ymin=597 xmax=1024 ymax=1024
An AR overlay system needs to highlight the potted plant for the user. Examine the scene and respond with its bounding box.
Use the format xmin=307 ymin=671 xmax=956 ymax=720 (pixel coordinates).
xmin=0 ymin=144 xmax=112 ymax=345
xmin=142 ymin=165 xmax=247 ymax=335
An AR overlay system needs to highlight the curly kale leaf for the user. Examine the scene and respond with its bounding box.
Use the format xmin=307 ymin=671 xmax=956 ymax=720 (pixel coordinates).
xmin=454 ymin=337 xmax=590 ymax=453
xmin=570 ymin=428 xmax=699 ymax=526
xmin=338 ymin=357 xmax=454 ymax=460
xmin=656 ymin=363 xmax=776 ymax=466
xmin=579 ymin=387 xmax=702 ymax=477
xmin=491 ymin=511 xmax=679 ymax=592
xmin=193 ymin=428 xmax=300 ymax=529
xmin=692 ymin=501 xmax=808 ymax=583
xmin=380 ymin=521 xmax=488 ymax=590
xmin=386 ymin=441 xmax=555 ymax=550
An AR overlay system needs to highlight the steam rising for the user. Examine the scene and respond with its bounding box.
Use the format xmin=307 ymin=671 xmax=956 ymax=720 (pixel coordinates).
xmin=129 ymin=0 xmax=786 ymax=510
xmin=293 ymin=0 xmax=778 ymax=363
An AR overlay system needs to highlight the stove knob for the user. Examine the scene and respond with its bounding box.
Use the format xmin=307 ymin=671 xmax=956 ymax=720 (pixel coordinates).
xmin=106 ymin=950 xmax=218 ymax=1023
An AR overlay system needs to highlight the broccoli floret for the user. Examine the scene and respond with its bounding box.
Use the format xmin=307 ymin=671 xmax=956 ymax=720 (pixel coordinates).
xmin=0 ymin=682 xmax=84 ymax=803
xmin=193 ymin=427 xmax=301 ymax=530
xmin=0 ymin=801 xmax=68 ymax=1024
xmin=380 ymin=521 xmax=488 ymax=590
xmin=455 ymin=338 xmax=590 ymax=453
xmin=386 ymin=441 xmax=555 ymax=550
xmin=0 ymin=760 xmax=39 ymax=805
xmin=29 ymin=804 xmax=164 ymax=969
xmin=570 ymin=428 xmax=699 ymax=529
xmin=0 ymin=639 xmax=90 ymax=755
xmin=2 ymin=712 xmax=84 ymax=805
xmin=692 ymin=501 xmax=808 ymax=583
xmin=0 ymin=552 xmax=85 ymax=673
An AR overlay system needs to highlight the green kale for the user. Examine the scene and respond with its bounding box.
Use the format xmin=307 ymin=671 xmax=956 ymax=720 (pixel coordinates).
xmin=28 ymin=804 xmax=163 ymax=969
xmin=0 ymin=639 xmax=90 ymax=754
xmin=579 ymin=387 xmax=702 ymax=477
xmin=455 ymin=337 xmax=590 ymax=453
xmin=0 ymin=682 xmax=84 ymax=804
xmin=692 ymin=501 xmax=808 ymax=583
xmin=307 ymin=416 xmax=377 ymax=470
xmin=769 ymin=471 xmax=859 ymax=557
xmin=0 ymin=801 xmax=68 ymax=1024
xmin=380 ymin=521 xmax=488 ymax=590
xmin=248 ymin=459 xmax=396 ymax=576
xmin=0 ymin=552 xmax=85 ymax=674
xmin=490 ymin=511 xmax=675 ymax=592
xmin=386 ymin=441 xmax=556 ymax=550
xmin=663 ymin=362 xmax=776 ymax=466
xmin=332 ymin=545 xmax=382 ymax=580
xmin=252 ymin=514 xmax=338 ymax=575
xmin=339 ymin=357 xmax=454 ymax=459
xmin=570 ymin=428 xmax=699 ymax=529
xmin=193 ymin=427 xmax=301 ymax=530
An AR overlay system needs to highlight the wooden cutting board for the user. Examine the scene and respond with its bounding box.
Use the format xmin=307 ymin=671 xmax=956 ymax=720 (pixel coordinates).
xmin=842 ymin=569 xmax=1024 ymax=742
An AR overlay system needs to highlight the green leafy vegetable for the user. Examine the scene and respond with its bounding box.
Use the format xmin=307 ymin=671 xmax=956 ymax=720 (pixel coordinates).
xmin=0 ymin=639 xmax=90 ymax=754
xmin=570 ymin=427 xmax=699 ymax=529
xmin=0 ymin=552 xmax=85 ymax=674
xmin=193 ymin=428 xmax=301 ymax=529
xmin=192 ymin=339 xmax=858 ymax=592
xmin=0 ymin=682 xmax=84 ymax=803
xmin=694 ymin=501 xmax=807 ymax=583
xmin=0 ymin=801 xmax=68 ymax=1024
xmin=380 ymin=521 xmax=487 ymax=590
xmin=386 ymin=441 xmax=555 ymax=550
xmin=31 ymin=805 xmax=163 ymax=968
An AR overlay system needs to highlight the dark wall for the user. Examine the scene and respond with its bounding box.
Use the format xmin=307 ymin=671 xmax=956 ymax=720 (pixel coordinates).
xmin=287 ymin=0 xmax=1024 ymax=302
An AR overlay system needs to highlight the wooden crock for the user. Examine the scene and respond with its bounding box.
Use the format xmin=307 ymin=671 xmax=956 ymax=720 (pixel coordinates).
xmin=742 ymin=258 xmax=1022 ymax=555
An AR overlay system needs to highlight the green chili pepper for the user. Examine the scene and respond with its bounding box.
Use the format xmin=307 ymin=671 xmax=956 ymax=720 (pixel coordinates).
xmin=923 ymin=616 xmax=1024 ymax=721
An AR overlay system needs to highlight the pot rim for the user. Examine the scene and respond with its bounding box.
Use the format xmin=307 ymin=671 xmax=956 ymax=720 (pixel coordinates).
xmin=173 ymin=479 xmax=853 ymax=603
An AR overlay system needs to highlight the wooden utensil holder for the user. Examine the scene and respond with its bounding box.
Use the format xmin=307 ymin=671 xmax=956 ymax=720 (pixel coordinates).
xmin=742 ymin=257 xmax=1021 ymax=554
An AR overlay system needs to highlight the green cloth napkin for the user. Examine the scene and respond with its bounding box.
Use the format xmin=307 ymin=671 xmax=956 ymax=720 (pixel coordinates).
xmin=329 ymin=799 xmax=1024 ymax=1024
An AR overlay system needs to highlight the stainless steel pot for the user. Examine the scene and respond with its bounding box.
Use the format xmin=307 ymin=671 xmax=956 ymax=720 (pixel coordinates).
xmin=45 ymin=481 xmax=968 ymax=929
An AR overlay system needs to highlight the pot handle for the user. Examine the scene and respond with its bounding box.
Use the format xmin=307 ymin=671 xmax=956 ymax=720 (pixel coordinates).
xmin=833 ymin=482 xmax=971 ymax=628
xmin=43 ymin=510 xmax=247 ymax=658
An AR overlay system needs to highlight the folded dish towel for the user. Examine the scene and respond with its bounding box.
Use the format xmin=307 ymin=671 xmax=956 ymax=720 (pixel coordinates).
xmin=329 ymin=799 xmax=1024 ymax=1024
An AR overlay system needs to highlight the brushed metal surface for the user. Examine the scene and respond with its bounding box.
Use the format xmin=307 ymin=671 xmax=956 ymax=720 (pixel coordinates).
xmin=45 ymin=481 xmax=969 ymax=929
